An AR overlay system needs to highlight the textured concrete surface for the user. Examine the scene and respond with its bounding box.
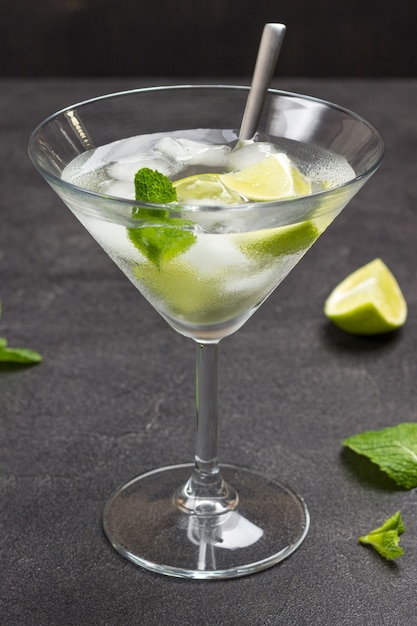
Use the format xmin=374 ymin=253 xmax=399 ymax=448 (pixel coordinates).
xmin=1 ymin=78 xmax=417 ymax=625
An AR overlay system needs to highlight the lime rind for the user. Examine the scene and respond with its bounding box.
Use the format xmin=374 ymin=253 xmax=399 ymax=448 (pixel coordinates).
xmin=237 ymin=220 xmax=321 ymax=260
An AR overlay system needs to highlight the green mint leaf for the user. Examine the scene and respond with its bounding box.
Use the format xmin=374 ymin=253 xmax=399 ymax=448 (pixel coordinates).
xmin=129 ymin=219 xmax=196 ymax=267
xmin=0 ymin=336 xmax=42 ymax=364
xmin=359 ymin=511 xmax=405 ymax=560
xmin=134 ymin=168 xmax=177 ymax=204
xmin=343 ymin=423 xmax=417 ymax=489
xmin=128 ymin=168 xmax=196 ymax=267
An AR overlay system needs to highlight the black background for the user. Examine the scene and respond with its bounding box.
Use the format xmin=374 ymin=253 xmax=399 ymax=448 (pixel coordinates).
xmin=1 ymin=0 xmax=416 ymax=78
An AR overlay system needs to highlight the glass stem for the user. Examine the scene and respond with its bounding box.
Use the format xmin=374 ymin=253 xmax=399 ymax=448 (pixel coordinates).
xmin=195 ymin=342 xmax=220 ymax=476
xmin=175 ymin=342 xmax=238 ymax=515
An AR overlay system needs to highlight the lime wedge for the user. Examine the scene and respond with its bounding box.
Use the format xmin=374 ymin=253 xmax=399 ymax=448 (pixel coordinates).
xmin=324 ymin=258 xmax=407 ymax=335
xmin=173 ymin=154 xmax=312 ymax=204
xmin=135 ymin=260 xmax=253 ymax=325
xmin=219 ymin=154 xmax=312 ymax=201
xmin=237 ymin=220 xmax=320 ymax=259
xmin=173 ymin=173 xmax=243 ymax=204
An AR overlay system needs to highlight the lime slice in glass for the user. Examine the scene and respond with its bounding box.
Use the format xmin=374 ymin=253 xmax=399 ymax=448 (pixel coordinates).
xmin=237 ymin=221 xmax=320 ymax=259
xmin=135 ymin=260 xmax=254 ymax=325
xmin=173 ymin=173 xmax=244 ymax=204
xmin=219 ymin=154 xmax=312 ymax=201
xmin=324 ymin=258 xmax=407 ymax=334
xmin=173 ymin=154 xmax=312 ymax=204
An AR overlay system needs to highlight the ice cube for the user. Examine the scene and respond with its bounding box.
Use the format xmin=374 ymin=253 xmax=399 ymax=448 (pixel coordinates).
xmin=184 ymin=233 xmax=245 ymax=275
xmin=98 ymin=179 xmax=135 ymax=199
xmin=102 ymin=135 xmax=153 ymax=162
xmin=226 ymin=141 xmax=279 ymax=171
xmin=107 ymin=156 xmax=181 ymax=181
xmin=154 ymin=137 xmax=230 ymax=168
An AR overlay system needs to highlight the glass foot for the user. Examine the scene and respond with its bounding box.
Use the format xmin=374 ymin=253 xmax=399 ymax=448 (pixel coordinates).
xmin=103 ymin=463 xmax=309 ymax=579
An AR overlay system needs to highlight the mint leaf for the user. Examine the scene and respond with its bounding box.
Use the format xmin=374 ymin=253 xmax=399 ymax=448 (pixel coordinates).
xmin=0 ymin=336 xmax=42 ymax=364
xmin=0 ymin=304 xmax=42 ymax=365
xmin=128 ymin=168 xmax=196 ymax=267
xmin=359 ymin=511 xmax=405 ymax=560
xmin=129 ymin=219 xmax=196 ymax=267
xmin=134 ymin=168 xmax=177 ymax=204
xmin=343 ymin=423 xmax=417 ymax=489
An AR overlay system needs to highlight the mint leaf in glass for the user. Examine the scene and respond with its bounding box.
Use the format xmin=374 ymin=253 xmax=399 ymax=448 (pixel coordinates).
xmin=343 ymin=423 xmax=417 ymax=489
xmin=359 ymin=511 xmax=405 ymax=560
xmin=0 ymin=336 xmax=42 ymax=364
xmin=128 ymin=168 xmax=196 ymax=267
xmin=129 ymin=219 xmax=196 ymax=267
xmin=134 ymin=167 xmax=177 ymax=204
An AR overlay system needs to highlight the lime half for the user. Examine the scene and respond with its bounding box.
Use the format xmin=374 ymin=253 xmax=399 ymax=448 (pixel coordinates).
xmin=324 ymin=258 xmax=407 ymax=335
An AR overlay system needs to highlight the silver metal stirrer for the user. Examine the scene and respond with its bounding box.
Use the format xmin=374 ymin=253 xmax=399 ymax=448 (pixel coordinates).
xmin=238 ymin=23 xmax=286 ymax=143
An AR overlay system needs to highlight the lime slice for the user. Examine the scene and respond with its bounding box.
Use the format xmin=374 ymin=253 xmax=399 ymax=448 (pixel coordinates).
xmin=324 ymin=258 xmax=407 ymax=335
xmin=135 ymin=260 xmax=254 ymax=325
xmin=219 ymin=154 xmax=312 ymax=201
xmin=173 ymin=173 xmax=243 ymax=204
xmin=237 ymin=220 xmax=320 ymax=259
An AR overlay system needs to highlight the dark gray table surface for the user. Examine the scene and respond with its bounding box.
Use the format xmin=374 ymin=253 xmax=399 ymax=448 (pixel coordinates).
xmin=1 ymin=78 xmax=416 ymax=625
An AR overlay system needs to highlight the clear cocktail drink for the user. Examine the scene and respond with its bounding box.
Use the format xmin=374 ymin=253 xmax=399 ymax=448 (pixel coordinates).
xmin=61 ymin=128 xmax=355 ymax=342
xmin=29 ymin=85 xmax=384 ymax=578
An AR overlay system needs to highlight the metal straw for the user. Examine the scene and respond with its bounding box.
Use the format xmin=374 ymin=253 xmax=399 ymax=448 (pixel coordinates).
xmin=238 ymin=23 xmax=286 ymax=142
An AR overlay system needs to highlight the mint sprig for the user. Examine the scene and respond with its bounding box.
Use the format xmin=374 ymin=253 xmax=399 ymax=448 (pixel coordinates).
xmin=359 ymin=511 xmax=405 ymax=560
xmin=0 ymin=337 xmax=42 ymax=364
xmin=127 ymin=168 xmax=196 ymax=267
xmin=0 ymin=303 xmax=42 ymax=365
xmin=343 ymin=423 xmax=417 ymax=489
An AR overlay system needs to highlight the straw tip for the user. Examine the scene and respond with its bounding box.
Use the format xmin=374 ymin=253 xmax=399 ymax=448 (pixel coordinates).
xmin=265 ymin=23 xmax=286 ymax=34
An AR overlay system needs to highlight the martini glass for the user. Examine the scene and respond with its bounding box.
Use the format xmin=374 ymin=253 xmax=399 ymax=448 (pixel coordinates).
xmin=28 ymin=85 xmax=383 ymax=579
